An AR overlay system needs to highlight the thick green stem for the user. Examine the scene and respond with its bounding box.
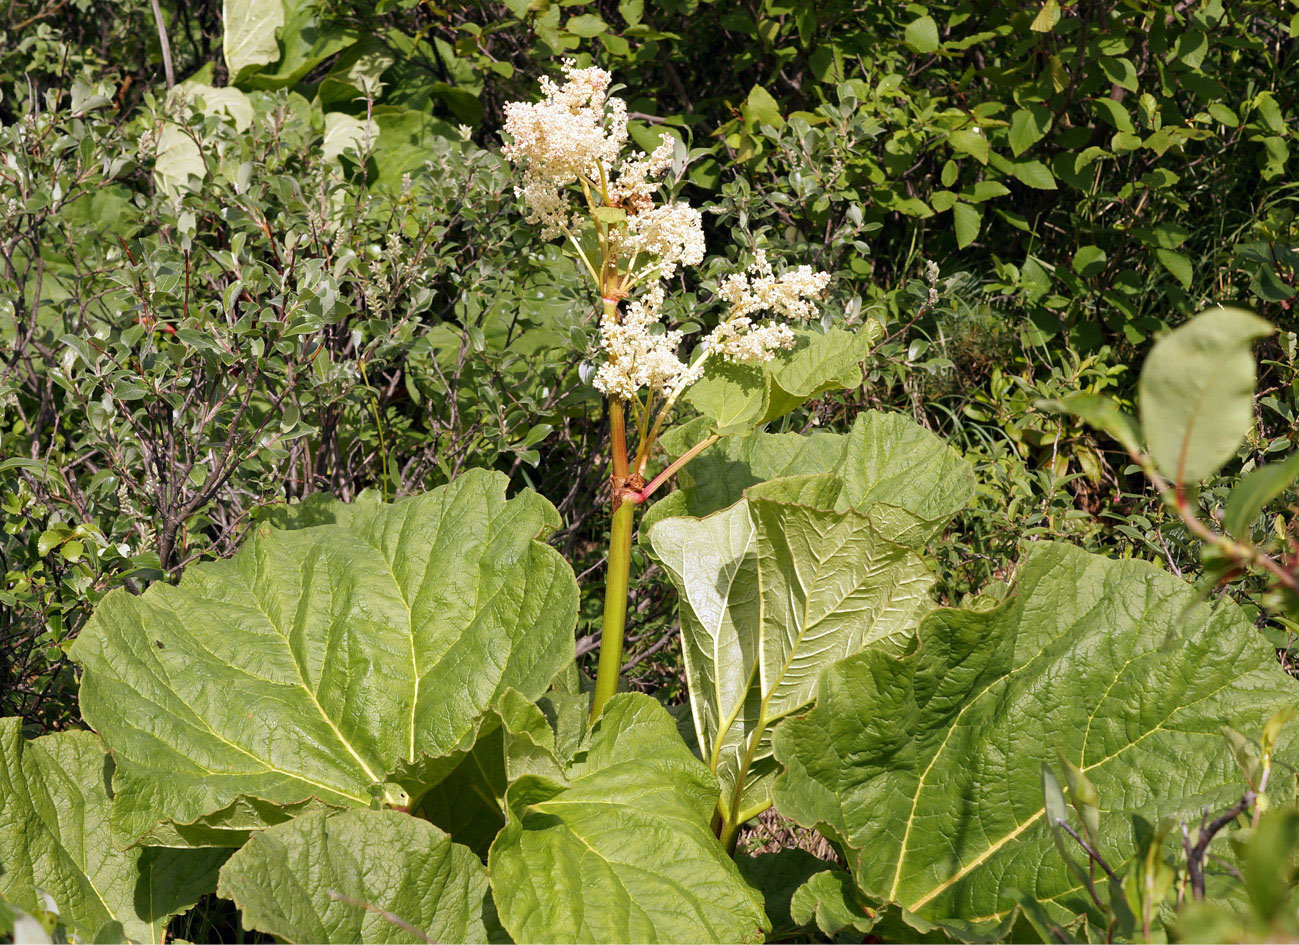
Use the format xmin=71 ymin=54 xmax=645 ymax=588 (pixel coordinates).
xmin=590 ymin=497 xmax=635 ymax=721
xmin=718 ymin=816 xmax=741 ymax=856
xmin=590 ymin=322 xmax=634 ymax=723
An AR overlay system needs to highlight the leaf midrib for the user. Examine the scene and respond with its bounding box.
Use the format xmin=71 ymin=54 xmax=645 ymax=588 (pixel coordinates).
xmin=899 ymin=660 xmax=1253 ymax=912
xmin=129 ymin=618 xmax=370 ymax=804
xmin=242 ymin=568 xmax=384 ymax=789
xmin=887 ymin=581 xmax=1118 ymax=902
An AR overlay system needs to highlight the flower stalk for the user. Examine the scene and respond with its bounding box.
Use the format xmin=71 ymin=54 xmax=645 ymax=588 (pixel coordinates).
xmin=590 ymin=487 xmax=636 ymax=719
xmin=501 ymin=61 xmax=830 ymax=724
xmin=591 ymin=312 xmax=637 ymax=721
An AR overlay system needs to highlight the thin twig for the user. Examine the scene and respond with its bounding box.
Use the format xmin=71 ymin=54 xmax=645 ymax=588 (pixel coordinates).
xmin=1187 ymin=791 xmax=1255 ymax=900
xmin=621 ymin=623 xmax=679 ymax=671
xmin=1057 ymin=820 xmax=1121 ymax=884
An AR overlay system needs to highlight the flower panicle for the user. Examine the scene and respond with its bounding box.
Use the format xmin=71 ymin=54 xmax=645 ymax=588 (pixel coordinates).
xmin=501 ymin=64 xmax=831 ymax=405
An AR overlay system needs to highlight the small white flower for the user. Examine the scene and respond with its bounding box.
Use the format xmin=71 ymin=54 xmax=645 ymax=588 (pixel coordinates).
xmin=503 ymin=68 xmax=830 ymax=405
xmin=608 ymin=134 xmax=675 ymax=213
xmin=925 ymin=259 xmax=940 ymax=305
xmin=716 ymin=250 xmax=831 ymax=323
xmin=701 ymin=251 xmax=831 ymax=364
xmin=624 ymin=202 xmax=705 ymax=280
xmin=593 ymin=284 xmax=702 ymax=401
xmin=501 ymin=60 xmax=628 ymax=238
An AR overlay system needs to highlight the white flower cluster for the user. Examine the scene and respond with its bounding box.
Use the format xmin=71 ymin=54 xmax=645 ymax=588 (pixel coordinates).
xmin=501 ymin=61 xmax=705 ymax=281
xmin=503 ymin=65 xmax=830 ymax=404
xmin=608 ymin=136 xmax=674 ymax=214
xmin=702 ymin=318 xmax=796 ymax=364
xmin=622 ymin=202 xmax=705 ymax=280
xmin=502 ymin=61 xmax=628 ymax=237
xmin=717 ymin=250 xmax=832 ymax=323
xmin=703 ymin=251 xmax=831 ymax=363
xmin=593 ymin=284 xmax=704 ymax=401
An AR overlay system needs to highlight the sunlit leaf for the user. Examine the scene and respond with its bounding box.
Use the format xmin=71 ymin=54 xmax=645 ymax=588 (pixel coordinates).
xmin=487 ymin=694 xmax=770 ymax=943
xmin=217 ymin=809 xmax=492 ymax=944
xmin=1138 ymin=307 xmax=1273 ymax=483
xmin=70 ymin=470 xmax=577 ymax=847
xmin=650 ymin=483 xmax=933 ymax=828
xmin=773 ymin=541 xmax=1299 ymax=933
xmin=0 ymin=719 xmax=224 ymax=943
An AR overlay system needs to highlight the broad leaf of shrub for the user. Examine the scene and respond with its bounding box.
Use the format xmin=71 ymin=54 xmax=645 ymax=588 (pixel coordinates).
xmin=217 ymin=809 xmax=492 ymax=944
xmin=1224 ymin=452 xmax=1299 ymax=540
xmin=1138 ymin=306 xmax=1273 ymax=483
xmin=487 ymin=694 xmax=770 ymax=944
xmin=0 ymin=719 xmax=225 ymax=943
xmin=772 ymin=541 xmax=1299 ymax=933
xmin=242 ymin=0 xmax=357 ymax=90
xmin=649 ymin=486 xmax=933 ymax=828
xmin=222 ymin=0 xmax=286 ymax=81
xmin=69 ymin=469 xmax=577 ymax=847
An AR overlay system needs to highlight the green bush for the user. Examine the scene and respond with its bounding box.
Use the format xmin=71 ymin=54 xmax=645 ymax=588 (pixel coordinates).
xmin=2 ymin=5 xmax=1299 ymax=942
xmin=0 ymin=49 xmax=593 ymax=723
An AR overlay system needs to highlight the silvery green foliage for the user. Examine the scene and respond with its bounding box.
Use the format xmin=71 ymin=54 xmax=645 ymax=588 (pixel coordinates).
xmin=650 ymin=477 xmax=934 ymax=829
xmin=1 ymin=75 xmax=584 ymax=724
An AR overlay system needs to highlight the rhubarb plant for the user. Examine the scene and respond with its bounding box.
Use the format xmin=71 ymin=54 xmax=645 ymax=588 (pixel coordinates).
xmin=497 ymin=60 xmax=863 ymax=720
xmin=2 ymin=54 xmax=1298 ymax=943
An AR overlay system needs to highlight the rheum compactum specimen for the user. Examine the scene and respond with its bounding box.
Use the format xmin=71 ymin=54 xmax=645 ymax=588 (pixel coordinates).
xmin=500 ymin=61 xmax=832 ymax=722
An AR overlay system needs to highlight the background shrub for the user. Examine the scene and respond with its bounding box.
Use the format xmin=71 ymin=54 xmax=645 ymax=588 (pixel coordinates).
xmin=2 ymin=0 xmax=1296 ymax=730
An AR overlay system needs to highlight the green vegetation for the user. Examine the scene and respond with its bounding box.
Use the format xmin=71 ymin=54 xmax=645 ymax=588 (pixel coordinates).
xmin=1 ymin=1 xmax=1298 ymax=943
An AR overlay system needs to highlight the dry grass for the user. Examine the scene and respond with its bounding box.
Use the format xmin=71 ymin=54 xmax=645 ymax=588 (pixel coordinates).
xmin=739 ymin=807 xmax=844 ymax=864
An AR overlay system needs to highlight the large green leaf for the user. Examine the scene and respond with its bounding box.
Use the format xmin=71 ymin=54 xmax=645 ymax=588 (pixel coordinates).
xmin=789 ymin=867 xmax=877 ymax=940
xmin=69 ymin=469 xmax=577 ymax=847
xmin=1138 ymin=306 xmax=1273 ymax=483
xmin=412 ymin=725 xmax=505 ymax=860
xmin=217 ymin=809 xmax=491 ymax=944
xmin=684 ymin=325 xmax=880 ymax=436
xmin=414 ymin=688 xmax=587 ymax=857
xmin=772 ymin=541 xmax=1299 ymax=933
xmin=222 ymin=0 xmax=286 ymax=81
xmin=316 ymin=37 xmax=397 ymax=108
xmin=0 ymin=719 xmax=225 ymax=943
xmin=322 ymin=112 xmax=378 ymax=163
xmin=487 ymin=694 xmax=770 ymax=944
xmin=241 ymin=0 xmax=357 ymax=90
xmin=649 ymin=482 xmax=933 ymax=828
xmin=370 ymin=106 xmax=458 ymax=190
xmin=734 ymin=849 xmax=845 ymax=940
xmin=647 ymin=410 xmax=973 ymax=552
